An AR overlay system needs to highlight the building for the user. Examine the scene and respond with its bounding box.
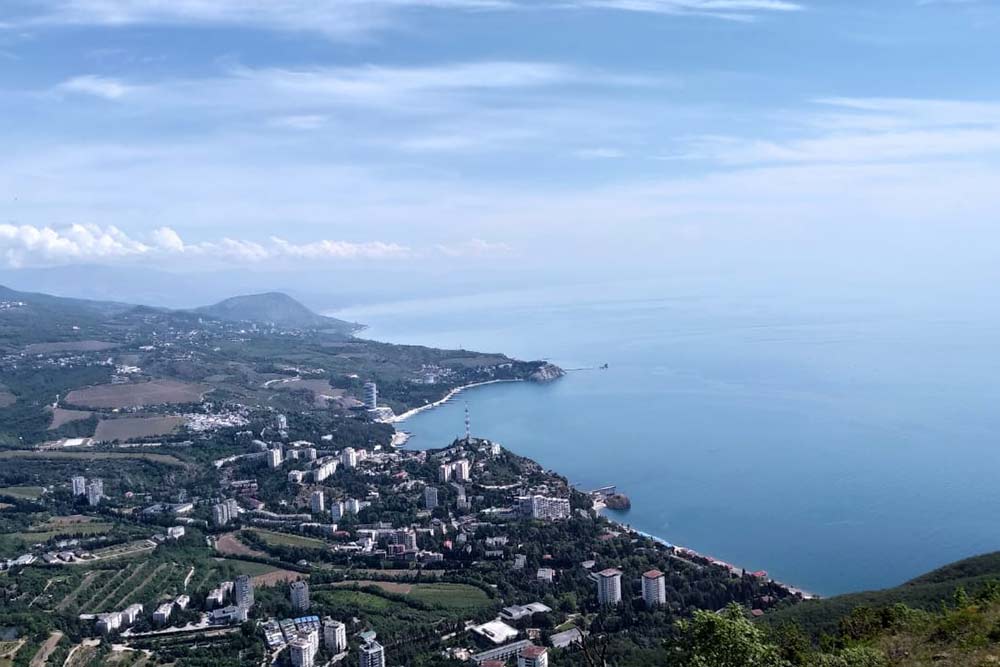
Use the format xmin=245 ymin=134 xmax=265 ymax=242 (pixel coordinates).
xmin=363 ymin=381 xmax=378 ymax=409
xmin=289 ymin=637 xmax=314 ymax=667
xmin=642 ymin=569 xmax=667 ymax=607
xmin=329 ymin=501 xmax=344 ymax=520
xmin=175 ymin=594 xmax=190 ymax=610
xmin=96 ymin=612 xmax=122 ymax=634
xmin=276 ymin=414 xmax=289 ymax=431
xmin=212 ymin=498 xmax=240 ymax=527
xmin=86 ymin=479 xmax=104 ymax=506
xmin=453 ymin=459 xmax=471 ymax=482
xmin=596 ymin=568 xmax=623 ymax=606
xmin=424 ymin=486 xmax=438 ymax=510
xmin=536 ymin=568 xmax=555 ymax=583
xmin=518 ymin=645 xmax=549 ymax=667
xmin=71 ymin=475 xmax=87 ymax=496
xmin=290 ymin=580 xmax=311 ymax=611
xmin=437 ymin=463 xmax=453 ymax=483
xmin=288 ymin=630 xmax=318 ymax=667
xmin=518 ymin=495 xmax=571 ymax=521
xmin=235 ymin=574 xmax=254 ymax=609
xmin=341 ymin=447 xmax=358 ymax=469
xmin=314 ymin=460 xmax=337 ymax=482
xmin=121 ymin=604 xmax=143 ymax=625
xmin=310 ymin=490 xmax=325 ymax=514
xmin=267 ymin=448 xmax=283 ymax=468
xmin=323 ymin=618 xmax=347 ymax=653
xmin=153 ymin=602 xmax=173 ymax=625
xmin=166 ymin=526 xmax=185 ymax=540
xmin=358 ymin=640 xmax=386 ymax=667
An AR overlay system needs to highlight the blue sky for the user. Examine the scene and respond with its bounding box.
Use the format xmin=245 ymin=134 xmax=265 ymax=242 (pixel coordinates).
xmin=1 ymin=0 xmax=999 ymax=295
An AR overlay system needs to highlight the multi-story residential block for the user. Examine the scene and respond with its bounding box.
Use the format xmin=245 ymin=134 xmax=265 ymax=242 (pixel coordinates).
xmin=518 ymin=645 xmax=549 ymax=667
xmin=642 ymin=569 xmax=667 ymax=607
xmin=71 ymin=475 xmax=87 ymax=496
xmin=424 ymin=485 xmax=438 ymax=510
xmin=290 ymin=580 xmax=310 ymax=611
xmin=596 ymin=568 xmax=623 ymax=606
xmin=359 ymin=640 xmax=386 ymax=667
xmin=517 ymin=495 xmax=571 ymax=521
xmin=323 ymin=618 xmax=347 ymax=653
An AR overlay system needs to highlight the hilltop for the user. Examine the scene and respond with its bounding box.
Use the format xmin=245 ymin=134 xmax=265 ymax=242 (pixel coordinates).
xmin=194 ymin=292 xmax=359 ymax=334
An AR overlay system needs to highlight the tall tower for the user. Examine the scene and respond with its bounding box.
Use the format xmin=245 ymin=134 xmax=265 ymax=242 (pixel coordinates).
xmin=464 ymin=402 xmax=471 ymax=442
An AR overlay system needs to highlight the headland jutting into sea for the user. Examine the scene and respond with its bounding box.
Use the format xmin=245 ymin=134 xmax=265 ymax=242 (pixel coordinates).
xmin=388 ymin=374 xmax=816 ymax=602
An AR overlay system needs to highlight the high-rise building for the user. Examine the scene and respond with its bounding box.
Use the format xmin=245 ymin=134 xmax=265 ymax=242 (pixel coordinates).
xmin=267 ymin=448 xmax=283 ymax=468
xmin=437 ymin=463 xmax=453 ymax=483
xmin=596 ymin=568 xmax=623 ymax=606
xmin=423 ymin=486 xmax=438 ymax=510
xmin=71 ymin=475 xmax=87 ymax=496
xmin=289 ymin=636 xmax=316 ymax=667
xmin=212 ymin=498 xmax=240 ymax=527
xmin=290 ymin=580 xmax=310 ymax=611
xmin=518 ymin=645 xmax=549 ymax=667
xmin=518 ymin=495 xmax=571 ymax=521
xmin=234 ymin=574 xmax=254 ymax=610
xmin=453 ymin=459 xmax=471 ymax=482
xmin=363 ymin=381 xmax=378 ymax=409
xmin=642 ymin=569 xmax=667 ymax=607
xmin=276 ymin=414 xmax=288 ymax=431
xmin=310 ymin=490 xmax=325 ymax=514
xmin=329 ymin=501 xmax=344 ymax=520
xmin=323 ymin=618 xmax=347 ymax=653
xmin=341 ymin=447 xmax=358 ymax=469
xmin=86 ymin=479 xmax=104 ymax=506
xmin=358 ymin=640 xmax=386 ymax=667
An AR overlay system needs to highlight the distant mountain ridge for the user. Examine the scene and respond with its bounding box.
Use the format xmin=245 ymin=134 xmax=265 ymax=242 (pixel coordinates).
xmin=0 ymin=285 xmax=359 ymax=334
xmin=193 ymin=292 xmax=359 ymax=333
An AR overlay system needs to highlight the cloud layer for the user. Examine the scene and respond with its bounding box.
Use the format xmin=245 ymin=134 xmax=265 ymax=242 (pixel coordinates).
xmin=0 ymin=224 xmax=508 ymax=268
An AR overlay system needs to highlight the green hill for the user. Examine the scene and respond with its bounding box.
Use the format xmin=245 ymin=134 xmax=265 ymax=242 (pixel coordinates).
xmin=765 ymin=551 xmax=1000 ymax=638
xmin=194 ymin=292 xmax=358 ymax=333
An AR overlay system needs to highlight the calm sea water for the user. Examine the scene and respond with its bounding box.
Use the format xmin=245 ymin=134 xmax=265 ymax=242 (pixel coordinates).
xmin=336 ymin=281 xmax=1000 ymax=595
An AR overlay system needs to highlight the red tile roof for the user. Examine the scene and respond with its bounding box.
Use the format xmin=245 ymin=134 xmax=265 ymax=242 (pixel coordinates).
xmin=643 ymin=569 xmax=664 ymax=579
xmin=520 ymin=646 xmax=548 ymax=658
xmin=598 ymin=568 xmax=623 ymax=577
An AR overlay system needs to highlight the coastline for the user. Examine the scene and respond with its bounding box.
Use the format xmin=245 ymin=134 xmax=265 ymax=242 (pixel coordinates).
xmin=391 ymin=374 xmax=814 ymax=601
xmin=598 ymin=507 xmax=816 ymax=600
xmin=389 ymin=378 xmax=523 ymax=424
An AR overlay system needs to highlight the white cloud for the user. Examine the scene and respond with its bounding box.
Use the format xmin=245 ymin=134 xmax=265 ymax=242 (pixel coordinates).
xmin=57 ymin=75 xmax=133 ymax=99
xmin=12 ymin=0 xmax=802 ymax=39
xmin=0 ymin=222 xmax=519 ymax=268
xmin=268 ymin=115 xmax=328 ymax=130
xmin=574 ymin=147 xmax=625 ymax=158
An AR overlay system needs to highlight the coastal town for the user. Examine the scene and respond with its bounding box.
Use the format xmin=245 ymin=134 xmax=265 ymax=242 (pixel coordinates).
xmin=0 ymin=288 xmax=801 ymax=666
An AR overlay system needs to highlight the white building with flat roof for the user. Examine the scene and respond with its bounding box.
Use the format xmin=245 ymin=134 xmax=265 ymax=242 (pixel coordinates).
xmin=290 ymin=580 xmax=310 ymax=611
xmin=642 ymin=569 xmax=666 ymax=607
xmin=71 ymin=475 xmax=86 ymax=496
xmin=596 ymin=568 xmax=623 ymax=606
xmin=323 ymin=618 xmax=347 ymax=653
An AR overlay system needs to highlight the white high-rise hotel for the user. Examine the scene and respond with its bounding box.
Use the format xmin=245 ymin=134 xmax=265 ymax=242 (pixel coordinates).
xmin=642 ymin=569 xmax=666 ymax=607
xmin=596 ymin=568 xmax=623 ymax=606
xmin=363 ymin=381 xmax=378 ymax=409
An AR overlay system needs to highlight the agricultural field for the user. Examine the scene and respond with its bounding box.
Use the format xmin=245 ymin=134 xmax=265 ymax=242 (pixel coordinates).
xmin=93 ymin=416 xmax=185 ymax=442
xmin=24 ymin=341 xmax=118 ymax=354
xmin=214 ymin=532 xmax=266 ymax=559
xmin=0 ymin=486 xmax=43 ymax=500
xmin=65 ymin=379 xmax=206 ymax=409
xmin=245 ymin=529 xmax=327 ymax=550
xmin=330 ymin=581 xmax=492 ymax=610
xmin=0 ymin=450 xmax=187 ymax=467
xmin=48 ymin=407 xmax=93 ymax=430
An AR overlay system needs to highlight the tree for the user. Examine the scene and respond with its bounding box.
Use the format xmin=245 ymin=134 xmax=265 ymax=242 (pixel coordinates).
xmin=673 ymin=604 xmax=787 ymax=667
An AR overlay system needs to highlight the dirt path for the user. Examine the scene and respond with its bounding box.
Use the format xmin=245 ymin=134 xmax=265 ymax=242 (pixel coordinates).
xmin=58 ymin=571 xmax=99 ymax=611
xmin=29 ymin=631 xmax=63 ymax=667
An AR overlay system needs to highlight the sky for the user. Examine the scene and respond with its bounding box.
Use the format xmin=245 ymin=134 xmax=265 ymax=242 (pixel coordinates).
xmin=1 ymin=0 xmax=999 ymax=305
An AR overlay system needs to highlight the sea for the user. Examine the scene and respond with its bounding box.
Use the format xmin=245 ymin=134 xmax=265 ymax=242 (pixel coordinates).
xmin=335 ymin=279 xmax=1000 ymax=596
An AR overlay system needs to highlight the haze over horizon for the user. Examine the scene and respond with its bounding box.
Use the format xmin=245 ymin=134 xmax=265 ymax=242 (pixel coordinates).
xmin=1 ymin=1 xmax=999 ymax=306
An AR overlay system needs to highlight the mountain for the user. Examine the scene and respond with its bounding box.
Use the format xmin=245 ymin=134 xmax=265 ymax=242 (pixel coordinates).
xmin=0 ymin=284 xmax=133 ymax=317
xmin=194 ymin=292 xmax=359 ymax=333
